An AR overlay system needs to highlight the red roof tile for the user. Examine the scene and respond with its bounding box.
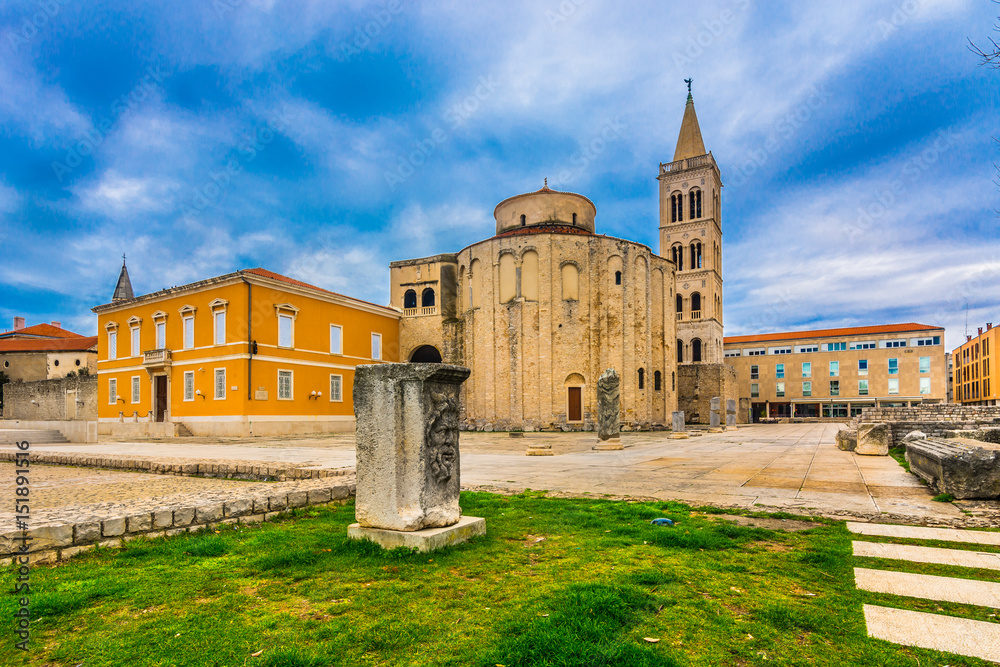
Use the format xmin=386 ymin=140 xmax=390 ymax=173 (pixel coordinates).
xmin=0 ymin=323 xmax=86 ymax=339
xmin=241 ymin=268 xmax=397 ymax=314
xmin=724 ymin=323 xmax=942 ymax=345
xmin=0 ymin=336 xmax=98 ymax=353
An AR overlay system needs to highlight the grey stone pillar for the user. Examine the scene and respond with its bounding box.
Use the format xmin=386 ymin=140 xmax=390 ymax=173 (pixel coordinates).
xmin=352 ymin=363 xmax=470 ymax=531
xmin=726 ymin=398 xmax=737 ymax=428
xmin=709 ymin=397 xmax=721 ymax=428
xmin=596 ymin=368 xmax=621 ymax=442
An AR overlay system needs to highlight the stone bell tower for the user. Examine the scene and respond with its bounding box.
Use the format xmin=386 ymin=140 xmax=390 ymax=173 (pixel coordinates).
xmin=658 ymin=83 xmax=724 ymax=364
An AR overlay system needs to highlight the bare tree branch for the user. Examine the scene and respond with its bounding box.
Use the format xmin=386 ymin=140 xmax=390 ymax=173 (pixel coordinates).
xmin=969 ymin=0 xmax=1000 ymax=67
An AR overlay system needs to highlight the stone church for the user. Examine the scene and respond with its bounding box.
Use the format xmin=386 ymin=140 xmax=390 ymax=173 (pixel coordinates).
xmin=389 ymin=89 xmax=735 ymax=430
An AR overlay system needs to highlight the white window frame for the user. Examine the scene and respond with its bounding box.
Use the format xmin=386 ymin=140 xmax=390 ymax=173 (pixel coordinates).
xmin=274 ymin=304 xmax=299 ymax=349
xmin=919 ymin=356 xmax=930 ymax=373
xmin=214 ymin=368 xmax=226 ymax=400
xmin=888 ymin=378 xmax=900 ymax=395
xmin=750 ymin=383 xmax=759 ymax=398
xmin=802 ymin=381 xmax=812 ymax=397
xmin=107 ymin=328 xmax=118 ymax=361
xmin=858 ymin=359 xmax=868 ymax=376
xmin=371 ymin=332 xmax=382 ymax=360
xmin=155 ymin=321 xmax=166 ymax=349
xmin=131 ymin=375 xmax=140 ymax=404
xmin=214 ymin=310 xmax=226 ymax=346
xmin=330 ymin=324 xmax=343 ymax=355
xmin=183 ymin=371 xmax=195 ymax=402
xmin=182 ymin=316 xmax=194 ymax=350
xmin=775 ymin=363 xmax=784 ymax=379
xmin=278 ymin=369 xmax=293 ymax=400
xmin=330 ymin=374 xmax=343 ymax=402
xmin=108 ymin=378 xmax=117 ymax=405
xmin=776 ymin=381 xmax=785 ymax=397
xmin=920 ymin=377 xmax=931 ymax=395
xmin=858 ymin=379 xmax=869 ymax=396
xmin=829 ymin=361 xmax=839 ymax=377
xmin=179 ymin=305 xmax=197 ymax=349
xmin=830 ymin=380 xmax=840 ymax=396
xmin=802 ymin=362 xmax=811 ymax=378
xmin=850 ymin=341 xmax=876 ymax=350
xmin=888 ymin=358 xmax=899 ymax=375
xmin=130 ymin=326 xmax=141 ymax=357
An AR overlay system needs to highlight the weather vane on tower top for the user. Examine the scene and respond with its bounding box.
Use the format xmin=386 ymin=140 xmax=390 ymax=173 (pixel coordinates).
xmin=684 ymin=78 xmax=692 ymax=96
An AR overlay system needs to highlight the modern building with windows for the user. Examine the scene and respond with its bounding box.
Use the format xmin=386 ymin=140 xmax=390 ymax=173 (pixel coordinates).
xmin=92 ymin=264 xmax=400 ymax=437
xmin=724 ymin=323 xmax=947 ymax=421
xmin=953 ymin=323 xmax=997 ymax=406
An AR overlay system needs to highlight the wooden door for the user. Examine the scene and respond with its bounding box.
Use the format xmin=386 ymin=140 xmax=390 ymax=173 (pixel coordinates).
xmin=155 ymin=376 xmax=168 ymax=422
xmin=568 ymin=387 xmax=582 ymax=422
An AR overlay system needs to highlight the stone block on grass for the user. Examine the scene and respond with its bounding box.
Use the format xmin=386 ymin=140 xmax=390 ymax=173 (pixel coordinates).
xmin=102 ymin=517 xmax=126 ymax=538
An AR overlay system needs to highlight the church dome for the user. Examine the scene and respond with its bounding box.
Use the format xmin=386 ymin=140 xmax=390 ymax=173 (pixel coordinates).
xmin=493 ymin=182 xmax=596 ymax=236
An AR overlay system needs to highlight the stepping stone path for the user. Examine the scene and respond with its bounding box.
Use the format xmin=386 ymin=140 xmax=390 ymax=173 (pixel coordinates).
xmin=848 ymin=521 xmax=1000 ymax=662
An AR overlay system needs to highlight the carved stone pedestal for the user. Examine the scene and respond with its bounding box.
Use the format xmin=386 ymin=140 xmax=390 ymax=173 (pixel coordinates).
xmin=349 ymin=363 xmax=484 ymax=551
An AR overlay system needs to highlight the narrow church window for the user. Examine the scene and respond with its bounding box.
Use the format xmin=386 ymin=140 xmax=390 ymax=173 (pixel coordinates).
xmin=561 ymin=263 xmax=579 ymax=301
xmin=654 ymin=371 xmax=662 ymax=391
xmin=690 ymin=191 xmax=696 ymax=219
xmin=692 ymin=338 xmax=702 ymax=362
xmin=421 ymin=288 xmax=435 ymax=308
xmin=572 ymin=213 xmax=577 ymax=225
xmin=691 ymin=292 xmax=701 ymax=314
xmin=615 ymin=271 xmax=622 ymax=285
xmin=677 ymin=340 xmax=684 ymax=363
xmin=638 ymin=368 xmax=645 ymax=389
xmin=520 ymin=214 xmax=526 ymax=226
xmin=672 ymin=371 xmax=675 ymax=391
xmin=675 ymin=294 xmax=683 ymax=314
xmin=404 ymin=289 xmax=417 ymax=309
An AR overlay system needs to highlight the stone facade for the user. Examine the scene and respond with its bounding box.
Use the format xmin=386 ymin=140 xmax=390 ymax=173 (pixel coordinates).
xmin=389 ymin=92 xmax=735 ymax=432
xmin=676 ymin=363 xmax=740 ymax=425
xmin=2 ymin=376 xmax=96 ymax=421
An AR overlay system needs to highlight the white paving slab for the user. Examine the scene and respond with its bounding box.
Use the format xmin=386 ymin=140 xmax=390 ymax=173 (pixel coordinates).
xmin=853 ymin=541 xmax=1000 ymax=571
xmin=855 ymin=568 xmax=1000 ymax=607
xmin=863 ymin=604 xmax=1000 ymax=662
xmin=848 ymin=522 xmax=1000 ymax=546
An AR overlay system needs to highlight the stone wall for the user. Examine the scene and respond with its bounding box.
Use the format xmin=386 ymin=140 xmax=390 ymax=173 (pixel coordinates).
xmin=856 ymin=404 xmax=1000 ymax=444
xmin=3 ymin=376 xmax=97 ymax=420
xmin=677 ymin=363 xmax=740 ymax=425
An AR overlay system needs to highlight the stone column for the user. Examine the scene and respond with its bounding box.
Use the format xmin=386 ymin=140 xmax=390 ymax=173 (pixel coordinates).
xmin=726 ymin=398 xmax=737 ymax=429
xmin=348 ymin=363 xmax=485 ymax=551
xmin=709 ymin=397 xmax=722 ymax=431
xmin=669 ymin=411 xmax=689 ymax=439
xmin=594 ymin=368 xmax=623 ymax=450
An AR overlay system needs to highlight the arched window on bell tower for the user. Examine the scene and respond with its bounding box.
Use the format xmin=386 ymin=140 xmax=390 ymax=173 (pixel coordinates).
xmin=688 ymin=189 xmax=702 ymax=219
xmin=672 ymin=244 xmax=683 ymax=271
xmin=675 ymin=293 xmax=683 ymax=318
xmin=671 ymin=193 xmax=683 ymax=222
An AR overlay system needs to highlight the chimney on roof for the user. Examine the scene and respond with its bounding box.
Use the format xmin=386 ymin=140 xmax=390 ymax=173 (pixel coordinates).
xmin=979 ymin=327 xmax=984 ymax=336
xmin=989 ymin=323 xmax=994 ymax=330
xmin=968 ymin=335 xmax=973 ymax=342
xmin=13 ymin=316 xmax=24 ymax=331
xmin=51 ymin=321 xmax=60 ymax=328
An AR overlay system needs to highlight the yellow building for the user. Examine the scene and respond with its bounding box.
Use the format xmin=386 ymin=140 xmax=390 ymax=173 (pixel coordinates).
xmin=91 ymin=266 xmax=400 ymax=437
xmin=953 ymin=323 xmax=997 ymax=406
xmin=724 ymin=323 xmax=947 ymax=421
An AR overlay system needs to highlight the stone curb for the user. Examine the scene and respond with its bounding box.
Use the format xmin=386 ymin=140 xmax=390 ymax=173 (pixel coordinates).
xmin=0 ymin=450 xmax=349 ymax=481
xmin=0 ymin=482 xmax=356 ymax=564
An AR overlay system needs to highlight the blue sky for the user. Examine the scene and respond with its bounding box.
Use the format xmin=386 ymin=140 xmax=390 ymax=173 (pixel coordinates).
xmin=0 ymin=0 xmax=997 ymax=351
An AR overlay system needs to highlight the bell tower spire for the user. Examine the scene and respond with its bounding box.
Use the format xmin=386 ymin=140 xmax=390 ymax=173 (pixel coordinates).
xmin=112 ymin=254 xmax=134 ymax=303
xmin=657 ymin=83 xmax=724 ymax=364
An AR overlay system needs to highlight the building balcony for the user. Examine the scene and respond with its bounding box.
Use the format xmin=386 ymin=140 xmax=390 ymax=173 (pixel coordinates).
xmin=659 ymin=153 xmax=715 ymax=175
xmin=143 ymin=349 xmax=171 ymax=368
xmin=676 ymin=312 xmax=683 ymax=321
xmin=691 ymin=310 xmax=702 ymax=320
xmin=402 ymin=306 xmax=438 ymax=317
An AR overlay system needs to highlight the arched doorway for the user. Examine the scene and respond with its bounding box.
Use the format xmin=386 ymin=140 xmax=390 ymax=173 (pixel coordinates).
xmin=409 ymin=345 xmax=442 ymax=363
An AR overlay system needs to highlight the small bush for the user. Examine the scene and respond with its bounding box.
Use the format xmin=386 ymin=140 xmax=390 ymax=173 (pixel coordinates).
xmin=932 ymin=493 xmax=955 ymax=502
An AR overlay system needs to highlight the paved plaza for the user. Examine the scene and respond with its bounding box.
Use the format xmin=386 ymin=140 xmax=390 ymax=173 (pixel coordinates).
xmin=6 ymin=423 xmax=985 ymax=524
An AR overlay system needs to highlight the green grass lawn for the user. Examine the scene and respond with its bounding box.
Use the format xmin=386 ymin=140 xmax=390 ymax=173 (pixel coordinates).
xmin=2 ymin=491 xmax=995 ymax=667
